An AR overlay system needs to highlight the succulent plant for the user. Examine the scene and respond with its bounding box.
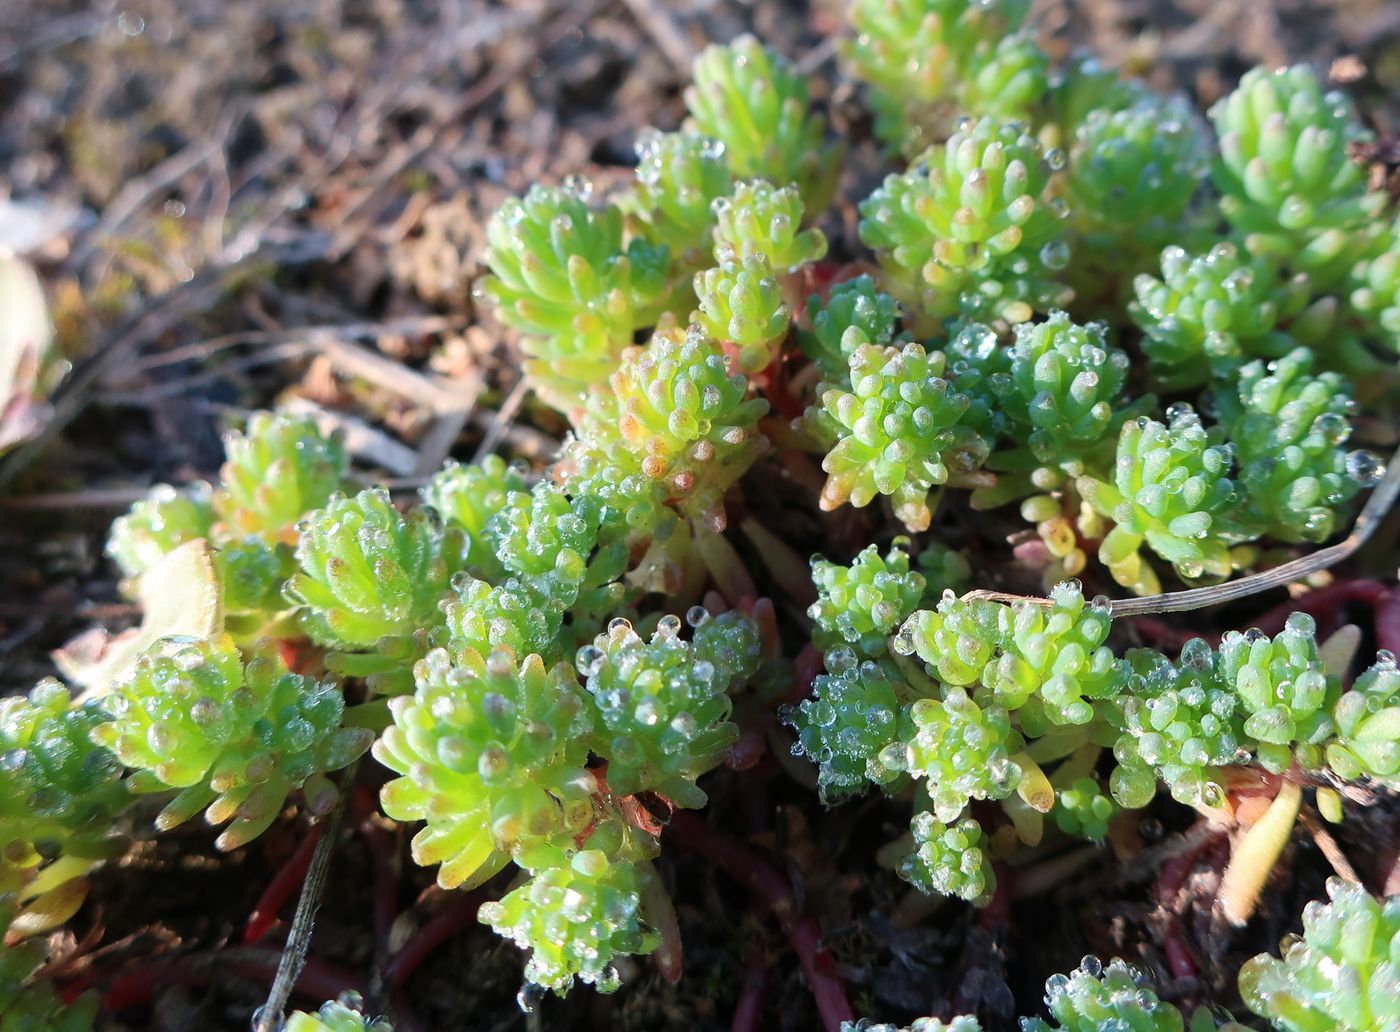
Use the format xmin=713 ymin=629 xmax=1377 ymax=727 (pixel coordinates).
xmin=858 ymin=116 xmax=1070 ymax=325
xmin=95 ymin=634 xmax=370 ymax=849
xmin=844 ymin=0 xmax=1037 ymax=153
xmin=1079 ymin=408 xmax=1244 ymax=596
xmin=1211 ymin=65 xmax=1385 ymax=290
xmin=578 ymin=326 xmax=769 ymax=529
xmin=785 ymin=648 xmax=907 ymax=803
xmin=685 ymin=35 xmax=837 ymax=209
xmin=896 ymin=687 xmax=1022 ymax=822
xmin=1110 ymin=643 xmax=1241 ymax=809
xmin=693 ymin=252 xmax=792 ymax=373
xmin=578 ymin=610 xmax=760 ymax=806
xmin=627 ymin=130 xmax=736 ymax=268
xmin=1021 ymin=956 xmax=1193 ymax=1032
xmin=479 ymin=846 xmax=658 ymax=994
xmin=479 ymin=182 xmax=670 ymax=411
xmin=375 ymin=648 xmax=595 ymax=889
xmin=1216 ymin=613 xmax=1338 ymax=774
xmin=1214 ymin=347 xmax=1362 ymax=543
xmin=0 ymin=682 xmax=128 ymax=900
xmin=421 ymin=456 xmax=527 ymax=577
xmin=801 ymin=275 xmax=904 ymax=384
xmin=711 ymin=179 xmax=827 ymax=273
xmin=214 ymin=411 xmax=349 ymax=546
xmin=1329 ymin=652 xmax=1400 ymax=787
xmin=818 ymin=341 xmax=988 ymax=531
xmin=901 ymin=812 xmax=995 ymax=903
xmin=1129 ymin=243 xmax=1312 ymax=390
xmin=809 ymin=543 xmax=926 ymax=659
xmin=106 ymin=481 xmax=215 ymax=582
xmin=1060 ymin=94 xmax=1210 ymax=289
xmin=287 ymin=487 xmax=465 ymax=660
xmin=1241 ymin=879 xmax=1400 ymax=1032
xmin=956 ymin=312 xmax=1147 ymax=500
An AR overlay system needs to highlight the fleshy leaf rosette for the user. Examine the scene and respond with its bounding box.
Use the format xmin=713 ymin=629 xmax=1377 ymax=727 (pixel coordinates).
xmin=107 ymin=481 xmax=215 ymax=582
xmin=94 ymin=634 xmax=370 ymax=849
xmin=801 ymin=275 xmax=902 ymax=385
xmin=1129 ymin=243 xmax=1312 ymax=391
xmin=479 ymin=846 xmax=658 ymax=995
xmin=627 ymin=129 xmax=735 ymax=268
xmin=809 ymin=543 xmax=926 ymax=659
xmin=1021 ymin=956 xmax=1192 ymax=1032
xmin=485 ymin=483 xmax=598 ymax=597
xmin=479 ymin=182 xmax=669 ymax=412
xmin=1051 ymin=776 xmax=1116 ymax=841
xmin=1216 ymin=613 xmax=1338 ymax=774
xmin=844 ymin=0 xmax=1037 ymax=153
xmin=1240 ymin=878 xmax=1400 ymax=1032
xmin=578 ymin=611 xmax=760 ymax=806
xmin=900 ymin=591 xmax=1003 ymax=688
xmin=957 ymin=312 xmax=1148 ymax=501
xmin=578 ymin=326 xmax=769 ymax=530
xmin=818 ymin=341 xmax=988 ymax=532
xmin=0 ymin=681 xmax=128 ymax=916
xmin=374 ymin=648 xmax=596 ymax=889
xmin=901 ymin=812 xmax=995 ymax=904
xmin=1109 ymin=643 xmax=1241 ymax=809
xmin=1215 ymin=347 xmax=1362 ymax=543
xmin=892 ymin=688 xmax=1023 ymax=822
xmin=421 ymin=456 xmax=526 ymax=577
xmin=711 ymin=179 xmax=827 ymax=272
xmin=785 ymin=648 xmax=906 ymax=803
xmin=1061 ymin=94 xmax=1210 ymax=289
xmin=1329 ymin=652 xmax=1400 ymax=787
xmin=858 ymin=116 xmax=1069 ymax=325
xmin=982 ymin=581 xmax=1125 ymax=731
xmin=213 ymin=411 xmax=348 ymax=546
xmin=899 ymin=581 xmax=1124 ymax=730
xmin=1348 ymin=218 xmax=1400 ymax=354
xmin=684 ymin=35 xmax=837 ymax=208
xmin=1211 ymin=65 xmax=1385 ymax=289
xmin=1080 ymin=408 xmax=1243 ymax=596
xmin=693 ymin=252 xmax=792 ymax=373
xmin=287 ymin=488 xmax=465 ymax=688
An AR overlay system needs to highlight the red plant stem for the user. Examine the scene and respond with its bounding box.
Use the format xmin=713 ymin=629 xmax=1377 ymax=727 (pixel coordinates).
xmin=1377 ymin=590 xmax=1400 ymax=658
xmin=1163 ymin=932 xmax=1196 ymax=981
xmin=1151 ymin=831 xmax=1222 ymax=982
xmin=668 ymin=811 xmax=853 ymax=1030
xmin=730 ymin=948 xmax=769 ymax=1032
xmin=244 ymin=823 xmax=326 ymax=943
xmin=728 ymin=724 xmax=766 ymax=770
xmin=788 ymin=914 xmax=852 ymax=1029
xmin=386 ymin=892 xmax=488 ymax=989
xmin=1249 ymin=579 xmax=1389 ymax=636
xmin=103 ymin=949 xmax=357 ymax=1012
xmin=362 ymin=820 xmax=399 ymax=957
xmin=668 ymin=812 xmax=792 ymax=918
xmin=1129 ymin=617 xmax=1198 ymax=653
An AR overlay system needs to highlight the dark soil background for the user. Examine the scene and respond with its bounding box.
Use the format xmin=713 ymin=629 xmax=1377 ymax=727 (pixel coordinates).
xmin=2 ymin=1 xmax=1400 ymax=1030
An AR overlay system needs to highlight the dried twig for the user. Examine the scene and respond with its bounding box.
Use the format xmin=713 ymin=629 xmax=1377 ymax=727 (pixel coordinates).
xmin=253 ymin=758 xmax=359 ymax=1032
xmin=620 ymin=0 xmax=693 ymax=69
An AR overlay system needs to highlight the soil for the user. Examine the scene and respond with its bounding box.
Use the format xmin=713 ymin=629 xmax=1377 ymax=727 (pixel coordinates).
xmin=2 ymin=1 xmax=1400 ymax=1030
